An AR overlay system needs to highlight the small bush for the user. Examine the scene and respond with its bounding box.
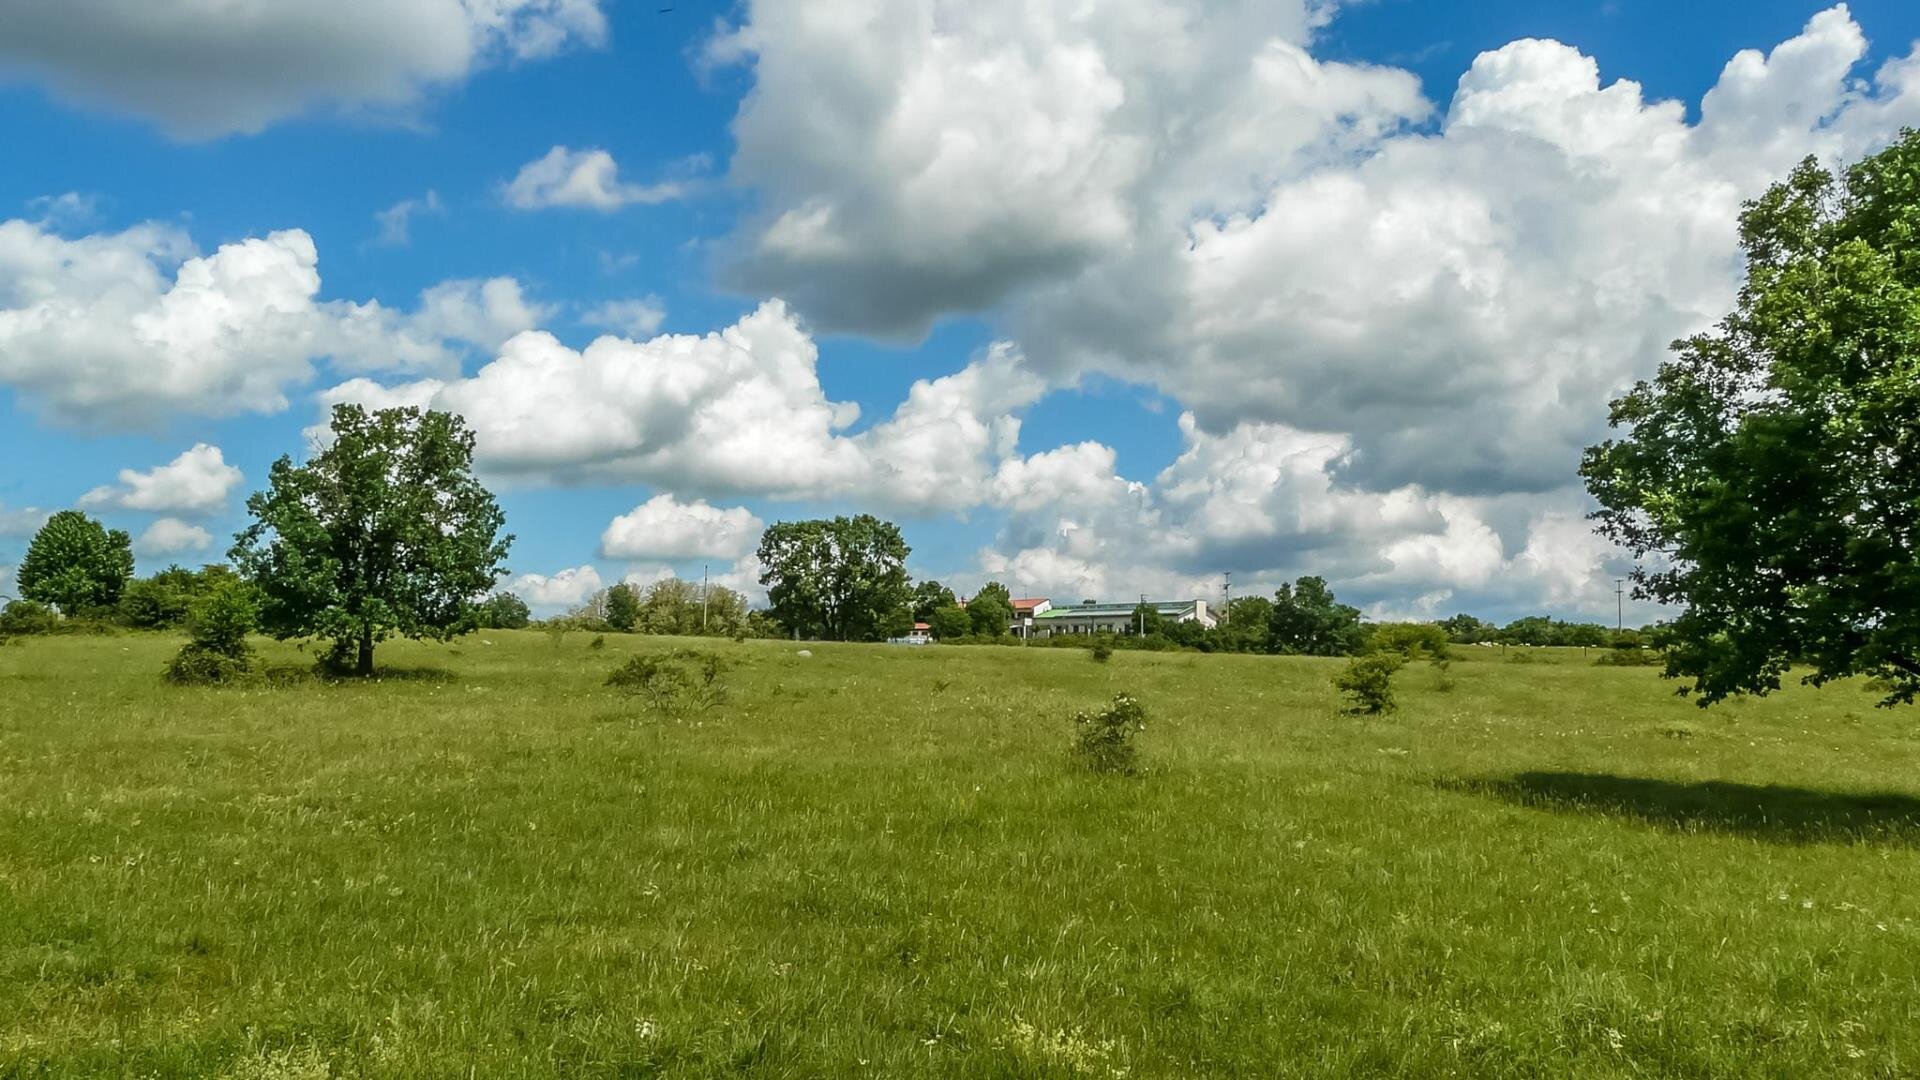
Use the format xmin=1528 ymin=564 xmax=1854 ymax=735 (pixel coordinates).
xmin=1367 ymin=623 xmax=1452 ymax=663
xmin=1334 ymin=653 xmax=1403 ymax=714
xmin=165 ymin=644 xmax=253 ymax=685
xmin=1069 ymin=693 xmax=1147 ymax=774
xmin=1090 ymin=637 xmax=1115 ymax=663
xmin=164 ymin=580 xmax=258 ymax=686
xmin=1596 ymin=646 xmax=1663 ymax=667
xmin=606 ymin=650 xmax=728 ymax=716
xmin=0 ymin=599 xmax=59 ymax=638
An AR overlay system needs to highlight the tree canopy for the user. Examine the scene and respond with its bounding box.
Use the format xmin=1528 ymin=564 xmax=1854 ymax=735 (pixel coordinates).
xmin=911 ymin=580 xmax=958 ymax=620
xmin=757 ymin=515 xmax=911 ymax=642
xmin=1584 ymin=135 xmax=1920 ymax=707
xmin=604 ymin=582 xmax=641 ymax=632
xmin=232 ymin=405 xmax=511 ymax=676
xmin=1268 ymin=576 xmax=1364 ymax=656
xmin=18 ymin=510 xmax=133 ymax=615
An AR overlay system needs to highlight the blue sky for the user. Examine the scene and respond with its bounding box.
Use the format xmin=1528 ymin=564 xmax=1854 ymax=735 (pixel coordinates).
xmin=3 ymin=0 xmax=1918 ymax=621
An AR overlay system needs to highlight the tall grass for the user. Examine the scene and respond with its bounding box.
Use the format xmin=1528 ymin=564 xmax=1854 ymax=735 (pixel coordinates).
xmin=2 ymin=634 xmax=1918 ymax=1076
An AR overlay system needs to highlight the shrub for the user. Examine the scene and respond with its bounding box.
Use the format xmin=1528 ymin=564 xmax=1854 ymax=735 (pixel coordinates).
xmin=164 ymin=580 xmax=259 ymax=686
xmin=1090 ymin=637 xmax=1115 ymax=663
xmin=1069 ymin=693 xmax=1147 ymax=774
xmin=1367 ymin=623 xmax=1452 ymax=663
xmin=1596 ymin=646 xmax=1664 ymax=667
xmin=165 ymin=645 xmax=253 ymax=685
xmin=589 ymin=635 xmax=607 ymax=650
xmin=0 ymin=599 xmax=59 ymax=638
xmin=1334 ymin=653 xmax=1403 ymax=714
xmin=606 ymin=650 xmax=728 ymax=716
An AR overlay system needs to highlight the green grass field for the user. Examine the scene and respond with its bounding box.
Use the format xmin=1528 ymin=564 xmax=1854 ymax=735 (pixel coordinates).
xmin=4 ymin=634 xmax=1920 ymax=1077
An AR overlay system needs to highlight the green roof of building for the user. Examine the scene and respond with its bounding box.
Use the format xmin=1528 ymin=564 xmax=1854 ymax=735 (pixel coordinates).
xmin=1034 ymin=601 xmax=1200 ymax=619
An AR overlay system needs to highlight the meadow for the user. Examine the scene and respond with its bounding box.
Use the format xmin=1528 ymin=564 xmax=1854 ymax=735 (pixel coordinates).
xmin=3 ymin=633 xmax=1919 ymax=1078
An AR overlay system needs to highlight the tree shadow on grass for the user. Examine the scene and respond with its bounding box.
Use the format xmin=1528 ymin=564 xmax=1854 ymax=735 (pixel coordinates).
xmin=1441 ymin=772 xmax=1920 ymax=847
xmin=258 ymin=663 xmax=457 ymax=686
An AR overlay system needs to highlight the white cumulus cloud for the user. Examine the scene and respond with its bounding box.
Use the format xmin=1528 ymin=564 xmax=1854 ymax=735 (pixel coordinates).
xmin=0 ymin=218 xmax=545 ymax=427
xmin=0 ymin=0 xmax=609 ymax=138
xmin=134 ymin=517 xmax=215 ymax=557
xmin=81 ymin=443 xmax=243 ymax=516
xmin=319 ymin=300 xmax=1047 ymax=512
xmin=505 ymin=564 xmax=603 ymax=611
xmin=503 ymin=147 xmax=695 ymax=210
xmin=601 ymin=495 xmax=764 ymax=561
xmin=581 ymin=296 xmax=667 ymax=338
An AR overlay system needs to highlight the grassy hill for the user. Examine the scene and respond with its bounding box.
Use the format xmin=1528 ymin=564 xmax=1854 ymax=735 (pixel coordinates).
xmin=3 ymin=633 xmax=1919 ymax=1077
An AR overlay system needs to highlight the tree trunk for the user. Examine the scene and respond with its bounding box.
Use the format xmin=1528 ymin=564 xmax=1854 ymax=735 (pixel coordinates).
xmin=356 ymin=623 xmax=375 ymax=677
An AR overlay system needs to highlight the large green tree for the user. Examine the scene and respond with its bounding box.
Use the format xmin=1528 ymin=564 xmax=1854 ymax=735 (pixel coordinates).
xmin=18 ymin=510 xmax=133 ymax=615
xmin=232 ymin=405 xmax=511 ymax=676
xmin=911 ymin=579 xmax=958 ymax=620
xmin=604 ymin=582 xmax=641 ymax=632
xmin=756 ymin=515 xmax=911 ymax=642
xmin=1268 ymin=576 xmax=1364 ymax=656
xmin=1584 ymin=136 xmax=1920 ymax=706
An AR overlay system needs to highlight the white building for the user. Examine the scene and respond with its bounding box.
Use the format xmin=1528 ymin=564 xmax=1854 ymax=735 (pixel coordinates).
xmin=1031 ymin=599 xmax=1215 ymax=637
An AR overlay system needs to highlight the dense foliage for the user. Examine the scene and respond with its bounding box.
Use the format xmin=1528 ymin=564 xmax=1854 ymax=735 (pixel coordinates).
xmin=757 ymin=515 xmax=911 ymax=642
xmin=119 ymin=565 xmax=241 ymax=630
xmin=232 ymin=405 xmax=511 ymax=676
xmin=164 ymin=578 xmax=260 ymax=685
xmin=473 ymin=592 xmax=532 ymax=630
xmin=1584 ymin=135 xmax=1920 ymax=706
xmin=18 ymin=510 xmax=133 ymax=616
xmin=1268 ymin=576 xmax=1364 ymax=656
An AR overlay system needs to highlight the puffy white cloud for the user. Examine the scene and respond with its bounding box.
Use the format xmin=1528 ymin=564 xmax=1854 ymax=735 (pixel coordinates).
xmin=408 ymin=276 xmax=552 ymax=350
xmin=134 ymin=517 xmax=214 ymax=557
xmin=81 ymin=443 xmax=243 ymax=515
xmin=581 ymin=296 xmax=667 ymax=338
xmin=710 ymin=0 xmax=1423 ymax=335
xmin=601 ymin=494 xmax=763 ymax=561
xmin=505 ymin=564 xmax=603 ymax=611
xmin=503 ymin=147 xmax=694 ymax=210
xmin=372 ymin=190 xmax=442 ymax=248
xmin=0 ymin=217 xmax=543 ymax=426
xmin=0 ymin=0 xmax=608 ymax=138
xmin=0 ymin=502 xmax=47 ymax=537
xmin=714 ymin=2 xmax=1920 ymax=508
xmin=972 ymin=415 xmax=1641 ymax=621
xmin=320 ymin=301 xmax=1046 ymax=511
xmin=0 ymin=222 xmax=326 ymax=424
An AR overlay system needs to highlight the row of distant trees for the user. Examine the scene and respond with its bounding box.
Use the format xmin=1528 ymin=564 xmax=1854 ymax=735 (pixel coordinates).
xmin=1 ymin=499 xmax=1649 ymax=661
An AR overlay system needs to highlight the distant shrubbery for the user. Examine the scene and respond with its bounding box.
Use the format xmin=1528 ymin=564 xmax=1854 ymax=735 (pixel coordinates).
xmin=558 ymin=578 xmax=770 ymax=639
xmin=1069 ymin=693 xmax=1146 ymax=774
xmin=606 ymin=650 xmax=729 ymax=716
xmin=165 ymin=580 xmax=260 ymax=685
xmin=0 ymin=599 xmax=60 ymax=640
xmin=1596 ymin=646 xmax=1665 ymax=667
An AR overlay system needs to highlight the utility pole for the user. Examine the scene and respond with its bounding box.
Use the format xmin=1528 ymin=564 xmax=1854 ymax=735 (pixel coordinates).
xmin=1615 ymin=578 xmax=1625 ymax=633
xmin=702 ymin=563 xmax=710 ymax=632
xmin=1139 ymin=593 xmax=1147 ymax=636
xmin=1223 ymin=571 xmax=1232 ymax=626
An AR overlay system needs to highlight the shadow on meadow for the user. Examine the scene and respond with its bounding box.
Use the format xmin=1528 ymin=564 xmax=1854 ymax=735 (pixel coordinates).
xmin=256 ymin=663 xmax=459 ymax=686
xmin=1442 ymin=771 xmax=1920 ymax=846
